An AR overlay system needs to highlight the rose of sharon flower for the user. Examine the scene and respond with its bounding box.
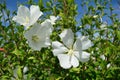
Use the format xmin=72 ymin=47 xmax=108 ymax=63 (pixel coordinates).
xmin=52 ymin=29 xmax=92 ymax=69
xmin=24 ymin=20 xmax=53 ymax=51
xmin=46 ymin=16 xmax=59 ymax=25
xmin=100 ymin=22 xmax=107 ymax=30
xmin=12 ymin=5 xmax=43 ymax=30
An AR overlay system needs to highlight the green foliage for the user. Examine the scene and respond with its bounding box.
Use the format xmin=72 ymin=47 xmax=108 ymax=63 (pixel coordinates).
xmin=0 ymin=0 xmax=120 ymax=80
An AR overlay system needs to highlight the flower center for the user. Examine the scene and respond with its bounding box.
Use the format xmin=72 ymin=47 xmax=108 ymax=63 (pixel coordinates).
xmin=32 ymin=35 xmax=40 ymax=42
xmin=68 ymin=49 xmax=74 ymax=55
xmin=23 ymin=16 xmax=30 ymax=25
xmin=25 ymin=16 xmax=30 ymax=23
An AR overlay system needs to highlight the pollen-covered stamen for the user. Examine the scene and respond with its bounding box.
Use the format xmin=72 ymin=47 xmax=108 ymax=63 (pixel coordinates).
xmin=23 ymin=16 xmax=30 ymax=25
xmin=32 ymin=34 xmax=40 ymax=42
xmin=68 ymin=49 xmax=74 ymax=55
xmin=25 ymin=16 xmax=30 ymax=23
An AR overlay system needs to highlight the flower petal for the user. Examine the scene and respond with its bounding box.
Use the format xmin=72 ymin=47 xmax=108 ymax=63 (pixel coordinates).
xmin=45 ymin=37 xmax=51 ymax=46
xmin=100 ymin=54 xmax=105 ymax=60
xmin=12 ymin=5 xmax=30 ymax=27
xmin=74 ymin=51 xmax=80 ymax=60
xmin=79 ymin=51 xmax=90 ymax=62
xmin=24 ymin=23 xmax=39 ymax=41
xmin=57 ymin=54 xmax=71 ymax=69
xmin=40 ymin=20 xmax=53 ymax=36
xmin=17 ymin=5 xmax=30 ymax=19
xmin=73 ymin=38 xmax=82 ymax=53
xmin=24 ymin=23 xmax=51 ymax=51
xmin=59 ymin=29 xmax=74 ymax=48
xmin=30 ymin=5 xmax=43 ymax=25
xmin=29 ymin=39 xmax=47 ymax=50
xmin=52 ymin=41 xmax=68 ymax=56
xmin=12 ymin=16 xmax=26 ymax=26
xmin=71 ymin=55 xmax=79 ymax=68
xmin=49 ymin=16 xmax=58 ymax=25
xmin=81 ymin=36 xmax=92 ymax=50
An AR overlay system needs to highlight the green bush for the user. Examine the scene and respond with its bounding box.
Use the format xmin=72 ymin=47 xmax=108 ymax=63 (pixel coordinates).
xmin=0 ymin=0 xmax=120 ymax=80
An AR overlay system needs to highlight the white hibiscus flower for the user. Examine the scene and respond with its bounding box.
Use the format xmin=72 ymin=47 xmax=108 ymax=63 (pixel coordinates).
xmin=24 ymin=20 xmax=53 ymax=51
xmin=100 ymin=22 xmax=107 ymax=30
xmin=12 ymin=5 xmax=43 ymax=30
xmin=46 ymin=16 xmax=59 ymax=25
xmin=52 ymin=29 xmax=92 ymax=69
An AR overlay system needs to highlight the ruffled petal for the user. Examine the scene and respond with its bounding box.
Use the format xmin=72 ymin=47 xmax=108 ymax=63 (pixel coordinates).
xmin=79 ymin=51 xmax=90 ymax=62
xmin=52 ymin=41 xmax=68 ymax=56
xmin=30 ymin=5 xmax=43 ymax=25
xmin=59 ymin=29 xmax=74 ymax=48
xmin=57 ymin=54 xmax=71 ymax=69
xmin=81 ymin=36 xmax=92 ymax=50
xmin=71 ymin=55 xmax=79 ymax=67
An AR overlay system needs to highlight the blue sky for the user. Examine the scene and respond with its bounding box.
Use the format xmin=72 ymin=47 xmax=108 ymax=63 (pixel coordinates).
xmin=4 ymin=0 xmax=120 ymax=26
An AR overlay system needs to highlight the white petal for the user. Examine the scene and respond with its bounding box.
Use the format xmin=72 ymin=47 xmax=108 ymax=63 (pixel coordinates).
xmin=107 ymin=63 xmax=111 ymax=68
xmin=45 ymin=37 xmax=51 ymax=46
xmin=57 ymin=54 xmax=71 ymax=69
xmin=29 ymin=39 xmax=47 ymax=50
xmin=24 ymin=23 xmax=51 ymax=51
xmin=59 ymin=29 xmax=74 ymax=48
xmin=17 ymin=5 xmax=30 ymax=19
xmin=40 ymin=20 xmax=53 ymax=36
xmin=30 ymin=5 xmax=43 ymax=25
xmin=24 ymin=23 xmax=39 ymax=41
xmin=73 ymin=38 xmax=82 ymax=53
xmin=49 ymin=16 xmax=58 ymax=25
xmin=81 ymin=36 xmax=92 ymax=50
xmin=100 ymin=55 xmax=105 ymax=60
xmin=79 ymin=51 xmax=90 ymax=62
xmin=23 ymin=66 xmax=28 ymax=74
xmin=71 ymin=55 xmax=79 ymax=67
xmin=52 ymin=41 xmax=68 ymax=56
xmin=12 ymin=16 xmax=26 ymax=26
xmin=12 ymin=5 xmax=30 ymax=28
xmin=100 ymin=22 xmax=107 ymax=30
xmin=74 ymin=51 xmax=80 ymax=60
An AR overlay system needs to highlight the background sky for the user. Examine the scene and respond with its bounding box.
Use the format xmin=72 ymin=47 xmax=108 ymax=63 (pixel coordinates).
xmin=1 ymin=0 xmax=120 ymax=26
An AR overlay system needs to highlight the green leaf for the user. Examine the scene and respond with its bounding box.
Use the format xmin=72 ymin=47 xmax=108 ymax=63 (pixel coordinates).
xmin=38 ymin=0 xmax=44 ymax=11
xmin=117 ymin=30 xmax=120 ymax=40
xmin=12 ymin=48 xmax=24 ymax=56
xmin=68 ymin=0 xmax=74 ymax=4
xmin=28 ymin=57 xmax=35 ymax=60
xmin=17 ymin=66 xmax=23 ymax=79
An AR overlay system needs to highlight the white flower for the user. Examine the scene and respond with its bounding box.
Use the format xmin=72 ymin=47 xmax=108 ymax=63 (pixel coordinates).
xmin=24 ymin=20 xmax=53 ymax=51
xmin=23 ymin=66 xmax=28 ymax=74
xmin=52 ymin=29 xmax=92 ymax=69
xmin=107 ymin=63 xmax=111 ymax=68
xmin=93 ymin=15 xmax=98 ymax=18
xmin=100 ymin=54 xmax=106 ymax=60
xmin=46 ymin=16 xmax=59 ymax=25
xmin=12 ymin=5 xmax=43 ymax=30
xmin=100 ymin=22 xmax=107 ymax=30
